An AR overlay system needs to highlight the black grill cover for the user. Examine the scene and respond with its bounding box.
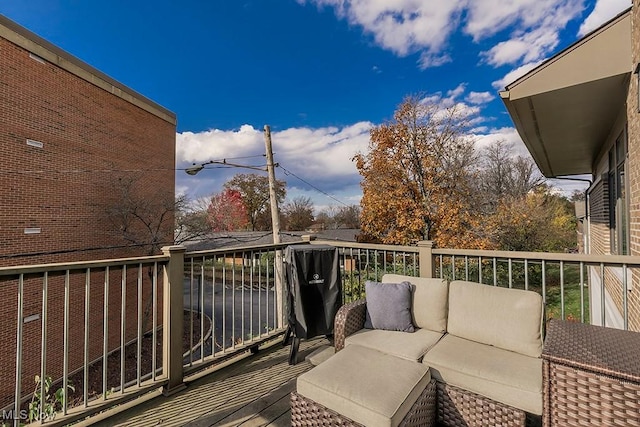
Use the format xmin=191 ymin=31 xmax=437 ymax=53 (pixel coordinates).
xmin=284 ymin=244 xmax=342 ymax=339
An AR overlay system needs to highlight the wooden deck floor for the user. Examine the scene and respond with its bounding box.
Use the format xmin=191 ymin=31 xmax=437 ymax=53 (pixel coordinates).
xmin=89 ymin=337 xmax=330 ymax=427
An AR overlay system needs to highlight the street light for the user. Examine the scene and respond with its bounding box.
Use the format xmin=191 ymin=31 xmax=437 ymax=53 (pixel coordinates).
xmin=184 ymin=159 xmax=268 ymax=175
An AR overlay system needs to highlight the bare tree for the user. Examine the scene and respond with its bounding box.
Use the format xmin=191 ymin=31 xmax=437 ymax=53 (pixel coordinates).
xmin=334 ymin=205 xmax=361 ymax=229
xmin=107 ymin=176 xmax=211 ymax=254
xmin=283 ymin=196 xmax=315 ymax=231
xmin=477 ymin=140 xmax=545 ymax=212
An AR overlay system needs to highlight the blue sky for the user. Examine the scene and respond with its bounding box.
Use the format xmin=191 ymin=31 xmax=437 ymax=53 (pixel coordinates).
xmin=0 ymin=0 xmax=630 ymax=211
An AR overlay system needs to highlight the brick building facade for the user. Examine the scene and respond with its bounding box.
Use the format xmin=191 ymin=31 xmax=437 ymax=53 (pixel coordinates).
xmin=0 ymin=15 xmax=175 ymax=407
xmin=502 ymin=7 xmax=640 ymax=331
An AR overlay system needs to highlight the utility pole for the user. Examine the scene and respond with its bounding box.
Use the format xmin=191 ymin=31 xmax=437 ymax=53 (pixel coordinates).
xmin=264 ymin=125 xmax=284 ymax=328
xmin=264 ymin=125 xmax=281 ymax=245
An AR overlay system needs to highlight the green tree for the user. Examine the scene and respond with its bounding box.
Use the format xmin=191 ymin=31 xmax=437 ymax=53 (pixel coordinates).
xmin=224 ymin=173 xmax=286 ymax=231
xmin=489 ymin=187 xmax=577 ymax=252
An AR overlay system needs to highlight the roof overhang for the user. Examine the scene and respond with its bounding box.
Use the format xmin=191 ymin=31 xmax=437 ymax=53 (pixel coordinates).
xmin=500 ymin=9 xmax=631 ymax=177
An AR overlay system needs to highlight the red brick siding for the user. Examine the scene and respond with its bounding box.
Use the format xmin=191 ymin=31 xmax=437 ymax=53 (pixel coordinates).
xmin=0 ymin=35 xmax=174 ymax=405
xmin=0 ymin=37 xmax=175 ymax=265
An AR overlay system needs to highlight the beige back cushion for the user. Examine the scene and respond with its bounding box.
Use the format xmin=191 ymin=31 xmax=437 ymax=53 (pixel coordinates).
xmin=382 ymin=274 xmax=448 ymax=332
xmin=447 ymin=280 xmax=544 ymax=357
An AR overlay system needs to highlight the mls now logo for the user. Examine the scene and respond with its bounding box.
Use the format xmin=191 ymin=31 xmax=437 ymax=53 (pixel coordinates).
xmin=2 ymin=409 xmax=28 ymax=421
xmin=309 ymin=273 xmax=324 ymax=285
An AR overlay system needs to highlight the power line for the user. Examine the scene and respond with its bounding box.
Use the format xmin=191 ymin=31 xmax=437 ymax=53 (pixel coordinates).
xmin=277 ymin=165 xmax=349 ymax=207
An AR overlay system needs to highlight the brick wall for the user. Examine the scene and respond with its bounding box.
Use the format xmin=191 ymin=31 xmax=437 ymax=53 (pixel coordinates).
xmin=625 ymin=0 xmax=640 ymax=331
xmin=0 ymin=37 xmax=176 ymax=265
xmin=0 ymin=30 xmax=175 ymax=406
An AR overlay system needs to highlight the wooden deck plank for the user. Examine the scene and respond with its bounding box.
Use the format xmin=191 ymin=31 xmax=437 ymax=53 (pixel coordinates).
xmin=89 ymin=337 xmax=328 ymax=427
xmin=237 ymin=392 xmax=292 ymax=427
xmin=205 ymin=378 xmax=296 ymax=427
xmin=265 ymin=411 xmax=292 ymax=427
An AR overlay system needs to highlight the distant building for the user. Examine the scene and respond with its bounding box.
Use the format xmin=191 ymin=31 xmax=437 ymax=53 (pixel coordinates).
xmin=0 ymin=14 xmax=175 ymax=407
xmin=0 ymin=14 xmax=176 ymax=266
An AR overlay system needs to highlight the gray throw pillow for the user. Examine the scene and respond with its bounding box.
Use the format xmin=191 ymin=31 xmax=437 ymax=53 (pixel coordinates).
xmin=364 ymin=281 xmax=415 ymax=332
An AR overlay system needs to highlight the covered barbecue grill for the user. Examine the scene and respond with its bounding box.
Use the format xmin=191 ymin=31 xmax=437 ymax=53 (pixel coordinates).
xmin=283 ymin=244 xmax=342 ymax=364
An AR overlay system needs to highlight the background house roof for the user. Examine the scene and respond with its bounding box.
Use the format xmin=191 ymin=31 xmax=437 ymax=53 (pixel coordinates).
xmin=184 ymin=229 xmax=360 ymax=251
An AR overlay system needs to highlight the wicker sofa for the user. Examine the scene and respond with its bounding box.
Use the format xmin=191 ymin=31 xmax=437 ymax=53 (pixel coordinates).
xmin=292 ymin=274 xmax=544 ymax=427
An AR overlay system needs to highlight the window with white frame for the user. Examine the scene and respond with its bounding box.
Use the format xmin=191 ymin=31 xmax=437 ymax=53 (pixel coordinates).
xmin=608 ymin=129 xmax=629 ymax=254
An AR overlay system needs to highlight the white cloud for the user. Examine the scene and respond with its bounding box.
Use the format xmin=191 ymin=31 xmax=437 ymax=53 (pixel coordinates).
xmin=579 ymin=0 xmax=630 ymax=36
xmin=298 ymin=0 xmax=585 ymax=69
xmin=176 ymin=122 xmax=373 ymax=203
xmin=298 ymin=0 xmax=465 ymax=61
xmin=473 ymin=127 xmax=529 ymax=156
xmin=466 ymin=91 xmax=494 ymax=105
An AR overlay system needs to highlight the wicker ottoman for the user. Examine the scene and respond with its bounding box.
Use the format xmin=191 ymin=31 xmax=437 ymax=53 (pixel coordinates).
xmin=292 ymin=344 xmax=436 ymax=427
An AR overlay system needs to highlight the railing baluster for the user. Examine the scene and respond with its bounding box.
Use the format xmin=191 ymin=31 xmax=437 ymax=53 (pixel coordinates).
xmin=524 ymin=260 xmax=528 ymax=290
xmin=40 ymin=273 xmax=48 ymax=420
xmin=200 ymin=260 xmax=205 ymax=361
xmin=232 ymin=252 xmax=236 ymax=348
xmin=84 ymin=269 xmax=90 ymax=406
xmin=452 ymin=255 xmax=456 ymax=281
xmin=266 ymin=252 xmax=270 ymax=337
xmin=152 ymin=262 xmax=158 ymax=381
xmin=137 ymin=264 xmax=143 ymax=387
xmin=508 ymin=259 xmax=513 ymax=288
xmin=241 ymin=252 xmax=246 ymax=345
xmin=478 ymin=257 xmax=482 ymax=284
xmin=258 ymin=251 xmax=262 ymax=339
xmin=212 ymin=257 xmax=217 ymax=355
xmin=14 ymin=274 xmax=24 ymax=427
xmin=63 ymin=270 xmax=70 ymax=415
xmin=560 ymin=261 xmax=565 ymax=320
xmin=103 ymin=267 xmax=109 ymax=399
xmin=374 ymin=250 xmax=379 ymax=279
xmin=250 ymin=251 xmax=254 ymax=342
xmin=189 ymin=259 xmax=194 ymax=365
xmin=223 ymin=260 xmax=227 ymax=350
xmin=579 ymin=262 xmax=585 ymax=323
xmin=542 ymin=260 xmax=547 ymax=318
xmin=465 ymin=256 xmax=469 ymax=281
xmin=120 ymin=266 xmax=126 ymax=395
xmin=493 ymin=258 xmax=497 ymax=286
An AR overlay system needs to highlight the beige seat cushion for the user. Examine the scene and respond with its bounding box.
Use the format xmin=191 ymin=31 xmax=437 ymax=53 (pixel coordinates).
xmin=423 ymin=334 xmax=542 ymax=415
xmin=448 ymin=280 xmax=543 ymax=357
xmin=297 ymin=344 xmax=432 ymax=427
xmin=382 ymin=274 xmax=448 ymax=333
xmin=345 ymin=328 xmax=444 ymax=362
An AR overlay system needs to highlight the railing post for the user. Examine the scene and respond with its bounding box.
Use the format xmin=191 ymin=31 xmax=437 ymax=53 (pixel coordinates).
xmin=418 ymin=241 xmax=434 ymax=278
xmin=161 ymin=245 xmax=187 ymax=396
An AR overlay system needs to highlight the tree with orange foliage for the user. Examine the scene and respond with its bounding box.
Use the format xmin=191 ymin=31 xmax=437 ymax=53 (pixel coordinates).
xmin=354 ymin=95 xmax=490 ymax=248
